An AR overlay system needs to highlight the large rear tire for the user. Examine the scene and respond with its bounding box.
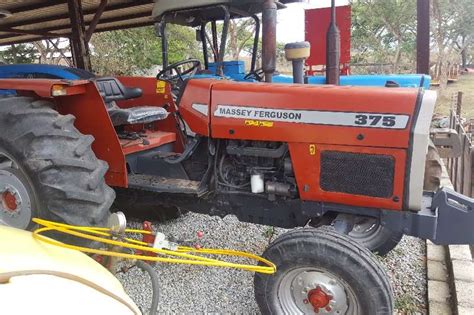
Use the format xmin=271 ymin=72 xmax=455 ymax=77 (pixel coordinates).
xmin=254 ymin=228 xmax=393 ymax=314
xmin=0 ymin=97 xmax=114 ymax=237
xmin=424 ymin=140 xmax=442 ymax=191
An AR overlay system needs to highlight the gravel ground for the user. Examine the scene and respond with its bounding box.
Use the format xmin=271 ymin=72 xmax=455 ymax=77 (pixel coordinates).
xmin=116 ymin=212 xmax=427 ymax=314
xmin=378 ymin=237 xmax=427 ymax=314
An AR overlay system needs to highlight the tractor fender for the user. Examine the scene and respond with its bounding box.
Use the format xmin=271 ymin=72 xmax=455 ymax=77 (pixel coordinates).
xmin=54 ymin=81 xmax=127 ymax=187
xmin=0 ymin=78 xmax=127 ymax=187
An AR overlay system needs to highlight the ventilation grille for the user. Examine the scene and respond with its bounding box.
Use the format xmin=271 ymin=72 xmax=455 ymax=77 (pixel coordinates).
xmin=320 ymin=151 xmax=395 ymax=198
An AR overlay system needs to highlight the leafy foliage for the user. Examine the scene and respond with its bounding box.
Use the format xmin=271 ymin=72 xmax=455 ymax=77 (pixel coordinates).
xmin=431 ymin=0 xmax=474 ymax=89
xmin=90 ymin=25 xmax=200 ymax=76
xmin=0 ymin=44 xmax=38 ymax=64
xmin=227 ymin=18 xmax=258 ymax=60
xmin=351 ymin=0 xmax=417 ymax=73
xmin=351 ymin=0 xmax=474 ymax=78
xmin=206 ymin=18 xmax=287 ymax=71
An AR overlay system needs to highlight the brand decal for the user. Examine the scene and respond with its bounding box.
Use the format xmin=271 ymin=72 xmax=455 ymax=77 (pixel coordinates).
xmin=214 ymin=105 xmax=409 ymax=129
xmin=244 ymin=120 xmax=274 ymax=128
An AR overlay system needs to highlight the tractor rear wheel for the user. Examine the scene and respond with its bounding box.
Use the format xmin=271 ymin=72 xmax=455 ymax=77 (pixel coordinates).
xmin=424 ymin=140 xmax=442 ymax=191
xmin=254 ymin=228 xmax=393 ymax=314
xmin=0 ymin=97 xmax=114 ymax=238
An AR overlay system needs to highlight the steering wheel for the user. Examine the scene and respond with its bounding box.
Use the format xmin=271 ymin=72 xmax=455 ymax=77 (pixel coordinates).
xmin=157 ymin=59 xmax=201 ymax=84
xmin=244 ymin=68 xmax=265 ymax=81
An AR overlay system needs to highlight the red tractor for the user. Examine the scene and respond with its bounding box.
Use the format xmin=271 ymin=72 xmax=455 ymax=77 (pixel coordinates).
xmin=0 ymin=1 xmax=472 ymax=313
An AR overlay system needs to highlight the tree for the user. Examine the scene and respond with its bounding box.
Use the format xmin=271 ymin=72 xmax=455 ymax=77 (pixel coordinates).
xmin=33 ymin=39 xmax=71 ymax=66
xmin=351 ymin=0 xmax=417 ymax=73
xmin=431 ymin=0 xmax=474 ymax=90
xmin=445 ymin=0 xmax=474 ymax=69
xmin=0 ymin=44 xmax=38 ymax=64
xmin=227 ymin=18 xmax=258 ymax=60
xmin=90 ymin=25 xmax=200 ymax=76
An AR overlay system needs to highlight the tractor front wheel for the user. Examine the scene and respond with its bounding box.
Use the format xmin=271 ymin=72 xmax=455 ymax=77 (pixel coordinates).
xmin=254 ymin=228 xmax=393 ymax=314
xmin=347 ymin=216 xmax=403 ymax=256
xmin=0 ymin=97 xmax=114 ymax=239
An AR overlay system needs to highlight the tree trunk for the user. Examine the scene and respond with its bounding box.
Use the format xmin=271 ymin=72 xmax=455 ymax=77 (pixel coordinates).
xmin=432 ymin=0 xmax=449 ymax=93
xmin=392 ymin=44 xmax=402 ymax=73
xmin=461 ymin=48 xmax=467 ymax=69
xmin=228 ymin=21 xmax=239 ymax=60
xmin=438 ymin=59 xmax=448 ymax=91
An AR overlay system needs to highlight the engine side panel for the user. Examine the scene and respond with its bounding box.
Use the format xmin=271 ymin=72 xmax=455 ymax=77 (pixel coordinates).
xmin=289 ymin=143 xmax=407 ymax=210
xmin=205 ymin=80 xmax=423 ymax=211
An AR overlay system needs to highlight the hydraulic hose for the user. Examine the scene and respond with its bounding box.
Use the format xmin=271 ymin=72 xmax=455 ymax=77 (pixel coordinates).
xmin=32 ymin=218 xmax=276 ymax=275
xmin=136 ymin=261 xmax=159 ymax=315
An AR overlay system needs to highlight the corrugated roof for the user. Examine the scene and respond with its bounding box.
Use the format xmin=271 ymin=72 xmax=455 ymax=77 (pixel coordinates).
xmin=0 ymin=0 xmax=156 ymax=46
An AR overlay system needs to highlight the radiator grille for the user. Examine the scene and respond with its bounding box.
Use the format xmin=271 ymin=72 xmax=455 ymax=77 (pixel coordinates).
xmin=320 ymin=151 xmax=395 ymax=198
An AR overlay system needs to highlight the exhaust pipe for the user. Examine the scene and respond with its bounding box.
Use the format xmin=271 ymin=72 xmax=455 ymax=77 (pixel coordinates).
xmin=326 ymin=0 xmax=340 ymax=85
xmin=262 ymin=0 xmax=277 ymax=83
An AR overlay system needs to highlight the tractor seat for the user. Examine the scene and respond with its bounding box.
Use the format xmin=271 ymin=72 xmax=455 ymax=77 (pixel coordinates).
xmin=94 ymin=77 xmax=169 ymax=126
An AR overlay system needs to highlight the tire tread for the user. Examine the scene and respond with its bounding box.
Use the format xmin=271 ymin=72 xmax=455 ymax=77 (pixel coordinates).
xmin=254 ymin=227 xmax=393 ymax=314
xmin=0 ymin=97 xmax=114 ymax=231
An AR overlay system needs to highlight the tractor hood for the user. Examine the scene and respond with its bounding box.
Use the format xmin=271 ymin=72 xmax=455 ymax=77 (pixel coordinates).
xmin=178 ymin=79 xmax=437 ymax=212
xmin=153 ymin=0 xmax=301 ymax=26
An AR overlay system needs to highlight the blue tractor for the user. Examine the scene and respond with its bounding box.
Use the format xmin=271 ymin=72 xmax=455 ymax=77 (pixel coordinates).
xmin=207 ymin=60 xmax=431 ymax=88
xmin=0 ymin=63 xmax=95 ymax=80
xmin=0 ymin=63 xmax=95 ymax=95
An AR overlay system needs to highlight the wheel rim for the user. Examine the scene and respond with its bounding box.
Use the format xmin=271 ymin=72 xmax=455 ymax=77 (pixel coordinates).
xmin=278 ymin=267 xmax=361 ymax=314
xmin=348 ymin=217 xmax=381 ymax=241
xmin=0 ymin=152 xmax=32 ymax=229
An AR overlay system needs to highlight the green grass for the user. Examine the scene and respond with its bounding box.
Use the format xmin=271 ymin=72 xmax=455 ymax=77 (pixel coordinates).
xmin=433 ymin=74 xmax=474 ymax=119
xmin=261 ymin=226 xmax=276 ymax=244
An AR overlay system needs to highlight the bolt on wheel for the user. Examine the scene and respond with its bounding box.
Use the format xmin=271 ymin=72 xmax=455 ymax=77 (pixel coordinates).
xmin=0 ymin=152 xmax=33 ymax=229
xmin=279 ymin=268 xmax=360 ymax=314
xmin=349 ymin=217 xmax=380 ymax=239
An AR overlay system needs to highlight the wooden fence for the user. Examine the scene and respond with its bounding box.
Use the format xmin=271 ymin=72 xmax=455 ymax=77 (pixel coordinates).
xmin=430 ymin=63 xmax=461 ymax=86
xmin=446 ymin=92 xmax=474 ymax=197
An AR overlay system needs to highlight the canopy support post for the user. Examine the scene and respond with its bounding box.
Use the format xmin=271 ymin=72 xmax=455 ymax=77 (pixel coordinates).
xmin=68 ymin=0 xmax=91 ymax=71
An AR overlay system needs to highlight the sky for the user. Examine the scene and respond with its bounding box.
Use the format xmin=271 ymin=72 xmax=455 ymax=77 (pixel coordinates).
xmin=277 ymin=0 xmax=350 ymax=43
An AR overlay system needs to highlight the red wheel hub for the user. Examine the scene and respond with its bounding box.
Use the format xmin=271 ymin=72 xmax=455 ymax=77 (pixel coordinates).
xmin=307 ymin=286 xmax=333 ymax=313
xmin=2 ymin=190 xmax=17 ymax=212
